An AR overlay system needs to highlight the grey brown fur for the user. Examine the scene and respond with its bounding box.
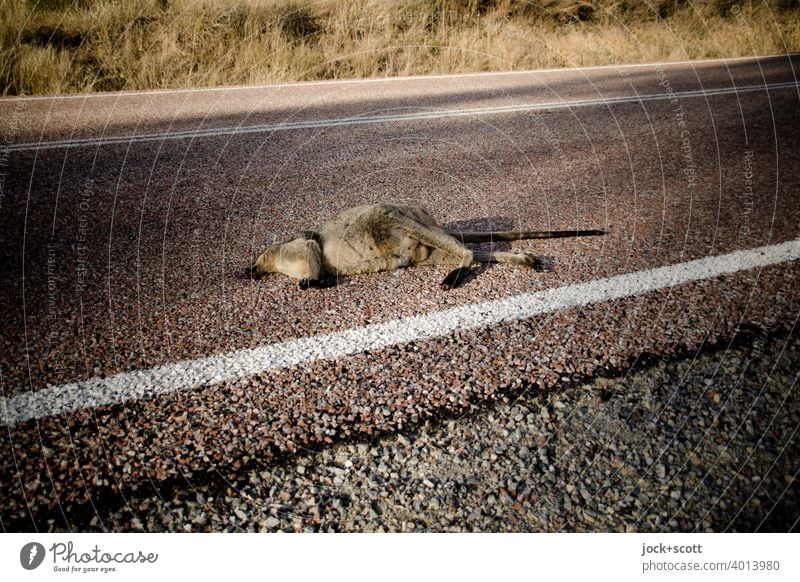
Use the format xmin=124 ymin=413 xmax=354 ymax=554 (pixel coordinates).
xmin=251 ymin=203 xmax=605 ymax=289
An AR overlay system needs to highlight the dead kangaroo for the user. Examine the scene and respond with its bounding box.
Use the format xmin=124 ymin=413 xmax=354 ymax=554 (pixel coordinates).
xmin=250 ymin=203 xmax=605 ymax=290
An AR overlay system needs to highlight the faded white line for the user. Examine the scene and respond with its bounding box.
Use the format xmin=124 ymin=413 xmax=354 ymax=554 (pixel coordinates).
xmin=2 ymin=239 xmax=799 ymax=427
xmin=6 ymin=81 xmax=799 ymax=152
xmin=3 ymin=53 xmax=795 ymax=101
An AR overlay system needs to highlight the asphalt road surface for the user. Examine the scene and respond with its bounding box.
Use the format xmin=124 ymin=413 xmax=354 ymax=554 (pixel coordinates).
xmin=1 ymin=54 xmax=799 ymax=532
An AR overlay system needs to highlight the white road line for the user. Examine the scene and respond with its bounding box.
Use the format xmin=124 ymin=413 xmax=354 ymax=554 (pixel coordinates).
xmin=2 ymin=239 xmax=799 ymax=427
xmin=6 ymin=81 xmax=799 ymax=152
xmin=3 ymin=53 xmax=795 ymax=101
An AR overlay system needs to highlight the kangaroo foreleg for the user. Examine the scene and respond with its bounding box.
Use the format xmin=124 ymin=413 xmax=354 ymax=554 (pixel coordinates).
xmin=392 ymin=214 xmax=472 ymax=265
xmin=390 ymin=213 xmax=474 ymax=289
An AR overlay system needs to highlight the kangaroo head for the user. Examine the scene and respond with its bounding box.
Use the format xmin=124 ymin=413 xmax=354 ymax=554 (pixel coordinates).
xmin=251 ymin=233 xmax=323 ymax=281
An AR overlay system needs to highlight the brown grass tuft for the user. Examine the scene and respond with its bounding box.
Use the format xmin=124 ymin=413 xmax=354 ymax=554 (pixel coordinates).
xmin=1 ymin=0 xmax=798 ymax=95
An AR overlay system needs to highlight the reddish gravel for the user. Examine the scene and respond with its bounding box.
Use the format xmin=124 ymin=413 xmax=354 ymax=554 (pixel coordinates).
xmin=1 ymin=55 xmax=799 ymax=530
xmin=2 ymin=264 xmax=798 ymax=530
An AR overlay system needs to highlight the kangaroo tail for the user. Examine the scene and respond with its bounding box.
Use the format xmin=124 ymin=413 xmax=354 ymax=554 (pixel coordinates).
xmin=446 ymin=229 xmax=607 ymax=243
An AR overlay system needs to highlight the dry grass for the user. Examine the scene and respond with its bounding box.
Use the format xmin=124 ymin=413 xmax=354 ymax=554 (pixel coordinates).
xmin=1 ymin=0 xmax=799 ymax=95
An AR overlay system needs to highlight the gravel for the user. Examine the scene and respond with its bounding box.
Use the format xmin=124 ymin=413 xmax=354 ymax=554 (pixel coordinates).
xmin=72 ymin=331 xmax=798 ymax=533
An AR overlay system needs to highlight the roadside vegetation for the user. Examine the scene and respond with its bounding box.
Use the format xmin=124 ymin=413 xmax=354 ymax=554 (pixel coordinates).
xmin=1 ymin=0 xmax=799 ymax=95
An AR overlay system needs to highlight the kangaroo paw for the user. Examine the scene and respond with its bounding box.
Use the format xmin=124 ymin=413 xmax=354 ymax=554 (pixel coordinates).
xmin=527 ymin=254 xmax=556 ymax=272
xmin=299 ymin=276 xmax=337 ymax=290
xmin=441 ymin=267 xmax=471 ymax=290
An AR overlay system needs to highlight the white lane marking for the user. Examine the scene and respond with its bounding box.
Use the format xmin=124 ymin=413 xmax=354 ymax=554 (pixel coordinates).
xmin=2 ymin=239 xmax=799 ymax=427
xmin=3 ymin=53 xmax=795 ymax=101
xmin=6 ymin=81 xmax=799 ymax=152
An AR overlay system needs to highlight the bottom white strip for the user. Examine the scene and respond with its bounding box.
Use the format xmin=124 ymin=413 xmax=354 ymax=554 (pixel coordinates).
xmin=1 ymin=532 xmax=798 ymax=581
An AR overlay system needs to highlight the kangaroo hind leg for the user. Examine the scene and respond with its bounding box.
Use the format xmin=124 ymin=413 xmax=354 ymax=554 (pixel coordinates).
xmin=473 ymin=251 xmax=556 ymax=272
xmin=389 ymin=211 xmax=474 ymax=289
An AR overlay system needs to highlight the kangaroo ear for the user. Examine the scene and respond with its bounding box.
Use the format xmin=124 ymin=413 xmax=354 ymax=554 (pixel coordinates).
xmin=301 ymin=239 xmax=324 ymax=280
xmin=296 ymin=239 xmax=333 ymax=289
